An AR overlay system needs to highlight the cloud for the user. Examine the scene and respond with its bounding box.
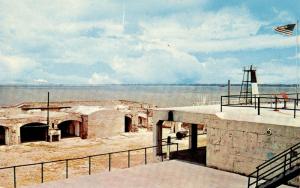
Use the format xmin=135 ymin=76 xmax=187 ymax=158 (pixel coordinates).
xmin=196 ymin=57 xmax=242 ymax=83
xmin=108 ymin=46 xmax=204 ymax=84
xmin=139 ymin=7 xmax=296 ymax=53
xmin=140 ymin=7 xmax=261 ymax=40
xmin=0 ymin=55 xmax=37 ymax=73
xmin=0 ymin=1 xmax=298 ymax=84
xmin=33 ymin=79 xmax=48 ymax=84
xmin=0 ymin=54 xmax=39 ymax=83
xmin=88 ymin=73 xmax=120 ymax=84
xmin=272 ymin=7 xmax=295 ymax=22
xmin=107 ymin=47 xmax=244 ymax=84
xmin=259 ymin=59 xmax=299 ymax=84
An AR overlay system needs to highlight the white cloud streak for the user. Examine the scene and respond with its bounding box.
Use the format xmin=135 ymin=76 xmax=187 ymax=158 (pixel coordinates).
xmin=0 ymin=55 xmax=37 ymax=73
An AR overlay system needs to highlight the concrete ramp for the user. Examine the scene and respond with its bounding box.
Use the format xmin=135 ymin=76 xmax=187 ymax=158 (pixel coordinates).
xmin=24 ymin=160 xmax=292 ymax=188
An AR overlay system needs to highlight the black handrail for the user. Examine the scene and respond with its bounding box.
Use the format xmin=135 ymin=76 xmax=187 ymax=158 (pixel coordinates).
xmin=0 ymin=142 xmax=179 ymax=188
xmin=221 ymin=93 xmax=300 ymax=118
xmin=257 ymin=143 xmax=300 ymax=170
xmin=222 ymin=93 xmax=300 ymax=98
xmin=247 ymin=140 xmax=300 ymax=187
xmin=248 ymin=145 xmax=300 ymax=178
xmin=249 ymin=153 xmax=300 ymax=187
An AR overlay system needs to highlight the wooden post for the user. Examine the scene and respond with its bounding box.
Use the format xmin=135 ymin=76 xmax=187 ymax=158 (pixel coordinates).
xmin=220 ymin=96 xmax=223 ymax=112
xmin=47 ymin=92 xmax=50 ymax=142
xmin=274 ymin=96 xmax=278 ymax=111
xmin=294 ymin=99 xmax=297 ymax=118
xmin=47 ymin=92 xmax=50 ymax=126
xmin=258 ymin=97 xmax=260 ymax=115
xmin=228 ymin=80 xmax=231 ymax=105
xmin=146 ymin=109 xmax=149 ymax=130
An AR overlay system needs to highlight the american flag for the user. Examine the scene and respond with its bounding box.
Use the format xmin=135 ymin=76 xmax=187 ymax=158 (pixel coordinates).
xmin=274 ymin=24 xmax=296 ymax=36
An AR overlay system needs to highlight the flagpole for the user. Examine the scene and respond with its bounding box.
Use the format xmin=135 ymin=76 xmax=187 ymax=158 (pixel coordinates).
xmin=297 ymin=20 xmax=299 ymax=93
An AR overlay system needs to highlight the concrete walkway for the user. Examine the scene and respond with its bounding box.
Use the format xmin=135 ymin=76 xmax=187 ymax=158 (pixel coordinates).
xmin=26 ymin=160 xmax=292 ymax=188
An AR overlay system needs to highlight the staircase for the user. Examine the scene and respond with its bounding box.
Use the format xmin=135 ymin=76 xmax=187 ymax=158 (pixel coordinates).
xmin=247 ymin=142 xmax=300 ymax=188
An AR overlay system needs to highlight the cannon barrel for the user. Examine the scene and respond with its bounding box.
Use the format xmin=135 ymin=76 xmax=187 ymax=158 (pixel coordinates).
xmin=176 ymin=130 xmax=188 ymax=140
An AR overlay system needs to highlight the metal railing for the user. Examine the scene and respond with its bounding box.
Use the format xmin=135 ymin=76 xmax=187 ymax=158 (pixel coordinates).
xmin=0 ymin=143 xmax=178 ymax=188
xmin=247 ymin=141 xmax=300 ymax=187
xmin=221 ymin=93 xmax=300 ymax=118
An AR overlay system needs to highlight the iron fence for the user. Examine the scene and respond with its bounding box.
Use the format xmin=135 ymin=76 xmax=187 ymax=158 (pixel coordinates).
xmin=0 ymin=143 xmax=178 ymax=188
xmin=221 ymin=93 xmax=300 ymax=118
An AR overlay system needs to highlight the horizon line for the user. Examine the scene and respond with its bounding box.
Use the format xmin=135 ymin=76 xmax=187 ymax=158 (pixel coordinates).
xmin=0 ymin=83 xmax=298 ymax=87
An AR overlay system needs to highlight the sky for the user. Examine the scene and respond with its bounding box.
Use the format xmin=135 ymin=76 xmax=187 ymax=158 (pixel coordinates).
xmin=0 ymin=0 xmax=300 ymax=85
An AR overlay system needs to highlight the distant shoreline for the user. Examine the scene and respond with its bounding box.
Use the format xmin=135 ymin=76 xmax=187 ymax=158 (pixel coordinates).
xmin=0 ymin=84 xmax=298 ymax=87
xmin=0 ymin=84 xmax=297 ymax=107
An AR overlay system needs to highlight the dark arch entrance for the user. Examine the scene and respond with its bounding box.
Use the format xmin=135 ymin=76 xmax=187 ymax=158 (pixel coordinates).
xmin=125 ymin=116 xmax=132 ymax=132
xmin=0 ymin=126 xmax=5 ymax=145
xmin=20 ymin=123 xmax=48 ymax=143
xmin=58 ymin=120 xmax=80 ymax=138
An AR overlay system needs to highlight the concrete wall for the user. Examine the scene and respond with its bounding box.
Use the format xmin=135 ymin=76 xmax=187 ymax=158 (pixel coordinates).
xmin=88 ymin=110 xmax=124 ymax=138
xmin=206 ymin=119 xmax=300 ymax=175
xmin=9 ymin=125 xmax=19 ymax=145
xmin=80 ymin=115 xmax=88 ymax=139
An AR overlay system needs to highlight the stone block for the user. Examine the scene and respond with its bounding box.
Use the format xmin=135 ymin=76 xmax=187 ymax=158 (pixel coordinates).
xmin=246 ymin=132 xmax=258 ymax=151
xmin=207 ymin=127 xmax=221 ymax=145
xmin=232 ymin=131 xmax=247 ymax=148
xmin=207 ymin=151 xmax=234 ymax=172
xmin=232 ymin=156 xmax=264 ymax=175
xmin=220 ymin=129 xmax=233 ymax=147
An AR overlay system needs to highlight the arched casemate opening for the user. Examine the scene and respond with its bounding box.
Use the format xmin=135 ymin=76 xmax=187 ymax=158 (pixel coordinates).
xmin=0 ymin=126 xmax=6 ymax=145
xmin=57 ymin=120 xmax=81 ymax=138
xmin=20 ymin=123 xmax=48 ymax=143
xmin=125 ymin=115 xmax=132 ymax=132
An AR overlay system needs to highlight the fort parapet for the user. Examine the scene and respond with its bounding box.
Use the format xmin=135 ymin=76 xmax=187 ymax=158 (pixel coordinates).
xmin=0 ymin=100 xmax=154 ymax=146
xmin=153 ymin=104 xmax=300 ymax=185
xmin=0 ymin=106 xmax=88 ymax=145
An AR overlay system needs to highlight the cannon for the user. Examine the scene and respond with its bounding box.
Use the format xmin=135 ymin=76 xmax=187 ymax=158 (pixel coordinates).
xmin=176 ymin=130 xmax=188 ymax=140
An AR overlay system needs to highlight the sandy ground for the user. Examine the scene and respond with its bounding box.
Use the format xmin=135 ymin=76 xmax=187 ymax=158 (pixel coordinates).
xmin=0 ymin=130 xmax=153 ymax=188
xmin=0 ymin=128 xmax=207 ymax=188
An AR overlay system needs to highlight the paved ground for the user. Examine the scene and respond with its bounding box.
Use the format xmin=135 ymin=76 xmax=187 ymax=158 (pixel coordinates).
xmin=25 ymin=160 xmax=293 ymax=188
